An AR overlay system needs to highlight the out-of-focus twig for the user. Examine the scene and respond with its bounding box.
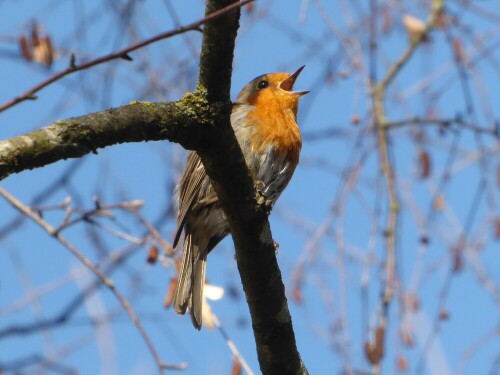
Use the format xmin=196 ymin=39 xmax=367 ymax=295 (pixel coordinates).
xmin=386 ymin=117 xmax=499 ymax=137
xmin=131 ymin=209 xmax=174 ymax=256
xmin=0 ymin=0 xmax=253 ymax=113
xmin=0 ymin=187 xmax=166 ymax=374
xmin=212 ymin=313 xmax=255 ymax=375
xmin=366 ymin=0 xmax=445 ymax=369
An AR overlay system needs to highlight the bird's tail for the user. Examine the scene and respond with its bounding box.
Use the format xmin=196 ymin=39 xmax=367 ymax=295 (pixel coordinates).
xmin=172 ymin=226 xmax=207 ymax=330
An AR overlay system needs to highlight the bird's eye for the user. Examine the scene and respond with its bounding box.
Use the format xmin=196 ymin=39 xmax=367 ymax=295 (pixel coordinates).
xmin=258 ymin=80 xmax=269 ymax=89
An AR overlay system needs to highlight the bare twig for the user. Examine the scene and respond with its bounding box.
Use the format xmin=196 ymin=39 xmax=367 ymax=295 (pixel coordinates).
xmin=0 ymin=187 xmax=166 ymax=374
xmin=212 ymin=313 xmax=255 ymax=375
xmin=386 ymin=117 xmax=499 ymax=137
xmin=131 ymin=210 xmax=174 ymax=256
xmin=0 ymin=0 xmax=253 ymax=113
xmin=376 ymin=0 xmax=444 ymax=92
xmin=367 ymin=0 xmax=445 ymax=369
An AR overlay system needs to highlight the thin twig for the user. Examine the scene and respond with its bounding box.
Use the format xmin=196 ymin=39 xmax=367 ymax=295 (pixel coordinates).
xmin=0 ymin=0 xmax=253 ymax=113
xmin=131 ymin=210 xmax=174 ymax=256
xmin=367 ymin=0 xmax=445 ymax=369
xmin=0 ymin=187 xmax=166 ymax=375
xmin=374 ymin=0 xmax=444 ymax=299
xmin=376 ymin=0 xmax=444 ymax=92
xmin=212 ymin=313 xmax=255 ymax=375
xmin=386 ymin=117 xmax=499 ymax=136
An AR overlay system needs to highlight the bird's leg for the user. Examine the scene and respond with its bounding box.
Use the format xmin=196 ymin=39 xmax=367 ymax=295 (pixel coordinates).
xmin=255 ymin=180 xmax=266 ymax=194
xmin=198 ymin=196 xmax=218 ymax=206
xmin=255 ymin=180 xmax=274 ymax=214
xmin=273 ymin=240 xmax=280 ymax=253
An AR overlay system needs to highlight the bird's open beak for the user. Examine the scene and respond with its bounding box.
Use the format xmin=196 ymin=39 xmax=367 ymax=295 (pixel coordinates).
xmin=279 ymin=65 xmax=310 ymax=96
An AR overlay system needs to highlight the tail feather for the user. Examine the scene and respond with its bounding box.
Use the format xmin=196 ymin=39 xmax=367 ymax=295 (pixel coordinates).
xmin=190 ymin=256 xmax=207 ymax=330
xmin=172 ymin=227 xmax=208 ymax=330
xmin=173 ymin=230 xmax=194 ymax=314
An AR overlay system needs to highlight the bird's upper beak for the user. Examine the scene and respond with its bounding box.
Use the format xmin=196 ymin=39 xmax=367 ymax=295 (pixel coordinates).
xmin=279 ymin=65 xmax=310 ymax=96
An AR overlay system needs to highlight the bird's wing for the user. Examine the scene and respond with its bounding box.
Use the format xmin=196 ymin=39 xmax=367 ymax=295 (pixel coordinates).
xmin=173 ymin=152 xmax=210 ymax=248
xmin=174 ymin=104 xmax=251 ymax=248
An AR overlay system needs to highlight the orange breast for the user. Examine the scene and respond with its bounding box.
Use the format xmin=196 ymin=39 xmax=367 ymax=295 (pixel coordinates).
xmin=246 ymin=95 xmax=302 ymax=165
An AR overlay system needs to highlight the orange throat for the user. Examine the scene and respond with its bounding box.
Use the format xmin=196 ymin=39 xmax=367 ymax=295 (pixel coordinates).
xmin=246 ymin=96 xmax=302 ymax=164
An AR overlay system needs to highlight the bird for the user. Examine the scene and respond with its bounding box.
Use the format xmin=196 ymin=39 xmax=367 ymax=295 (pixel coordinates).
xmin=172 ymin=66 xmax=309 ymax=329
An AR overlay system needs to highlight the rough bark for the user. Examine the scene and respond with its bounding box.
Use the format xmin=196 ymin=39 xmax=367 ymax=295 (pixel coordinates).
xmin=0 ymin=1 xmax=308 ymax=374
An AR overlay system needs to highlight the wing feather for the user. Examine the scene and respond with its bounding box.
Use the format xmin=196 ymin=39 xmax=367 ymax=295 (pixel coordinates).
xmin=173 ymin=152 xmax=216 ymax=248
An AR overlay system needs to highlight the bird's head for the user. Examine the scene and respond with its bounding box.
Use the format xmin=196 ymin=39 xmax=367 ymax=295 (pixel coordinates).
xmin=235 ymin=66 xmax=309 ymax=115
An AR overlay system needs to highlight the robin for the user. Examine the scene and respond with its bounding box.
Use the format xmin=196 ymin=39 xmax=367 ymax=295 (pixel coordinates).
xmin=172 ymin=66 xmax=309 ymax=329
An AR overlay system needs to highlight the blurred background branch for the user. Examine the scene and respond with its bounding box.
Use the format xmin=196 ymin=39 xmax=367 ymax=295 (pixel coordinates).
xmin=1 ymin=1 xmax=499 ymax=374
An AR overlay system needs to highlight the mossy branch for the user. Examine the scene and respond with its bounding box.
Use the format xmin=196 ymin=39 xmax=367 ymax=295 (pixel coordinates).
xmin=0 ymin=96 xmax=218 ymax=181
xmin=0 ymin=0 xmax=308 ymax=374
xmin=194 ymin=1 xmax=308 ymax=373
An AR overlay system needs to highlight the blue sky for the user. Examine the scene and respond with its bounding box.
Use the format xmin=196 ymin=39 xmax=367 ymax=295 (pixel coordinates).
xmin=1 ymin=1 xmax=500 ymax=374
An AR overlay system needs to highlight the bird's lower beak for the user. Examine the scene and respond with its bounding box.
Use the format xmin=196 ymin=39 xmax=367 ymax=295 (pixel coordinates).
xmin=279 ymin=65 xmax=310 ymax=96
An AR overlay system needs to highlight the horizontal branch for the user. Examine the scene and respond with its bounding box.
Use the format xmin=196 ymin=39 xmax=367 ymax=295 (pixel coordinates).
xmin=0 ymin=0 xmax=307 ymax=373
xmin=386 ymin=116 xmax=499 ymax=136
xmin=0 ymin=94 xmax=222 ymax=181
xmin=0 ymin=187 xmax=166 ymax=373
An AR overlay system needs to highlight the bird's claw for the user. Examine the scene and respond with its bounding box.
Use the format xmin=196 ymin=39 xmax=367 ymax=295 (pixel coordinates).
xmin=255 ymin=180 xmax=266 ymax=194
xmin=256 ymin=192 xmax=273 ymax=214
xmin=273 ymin=240 xmax=279 ymax=253
xmin=255 ymin=181 xmax=273 ymax=214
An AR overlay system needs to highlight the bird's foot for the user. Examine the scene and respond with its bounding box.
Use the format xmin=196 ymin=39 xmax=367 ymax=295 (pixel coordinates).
xmin=255 ymin=181 xmax=273 ymax=214
xmin=273 ymin=240 xmax=280 ymax=253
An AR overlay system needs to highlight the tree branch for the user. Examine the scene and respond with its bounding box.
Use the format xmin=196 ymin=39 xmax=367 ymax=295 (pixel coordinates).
xmin=0 ymin=0 xmax=308 ymax=373
xmin=366 ymin=0 xmax=445 ymax=368
xmin=194 ymin=2 xmax=308 ymax=372
xmin=0 ymin=100 xmax=212 ymax=181
xmin=0 ymin=187 xmax=167 ymax=374
xmin=0 ymin=0 xmax=252 ymax=114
